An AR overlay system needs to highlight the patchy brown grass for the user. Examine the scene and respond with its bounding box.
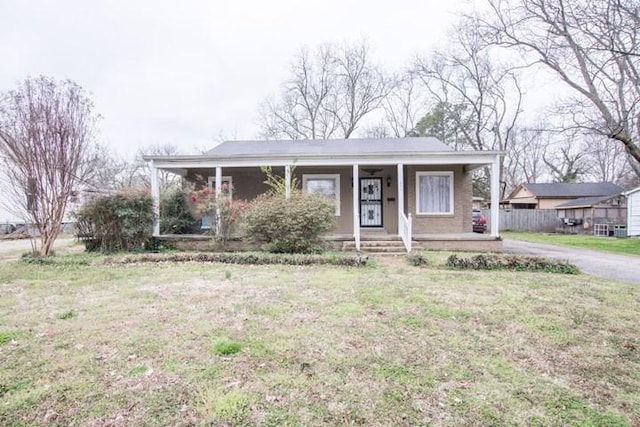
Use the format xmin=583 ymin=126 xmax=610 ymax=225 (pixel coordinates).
xmin=0 ymin=254 xmax=639 ymax=426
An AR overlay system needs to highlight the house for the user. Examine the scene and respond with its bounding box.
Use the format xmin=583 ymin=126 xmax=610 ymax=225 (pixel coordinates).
xmin=555 ymin=193 xmax=627 ymax=235
xmin=505 ymin=182 xmax=624 ymax=210
xmin=626 ymin=186 xmax=640 ymax=237
xmin=144 ymin=137 xmax=503 ymax=252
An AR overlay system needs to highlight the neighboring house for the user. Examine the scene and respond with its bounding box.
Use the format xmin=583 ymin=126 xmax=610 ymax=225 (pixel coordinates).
xmin=504 ymin=182 xmax=624 ymax=210
xmin=555 ymin=193 xmax=627 ymax=235
xmin=144 ymin=137 xmax=503 ymax=252
xmin=626 ymin=186 xmax=640 ymax=237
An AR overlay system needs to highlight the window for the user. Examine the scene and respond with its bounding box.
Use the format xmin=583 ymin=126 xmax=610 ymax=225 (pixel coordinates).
xmin=207 ymin=176 xmax=233 ymax=200
xmin=416 ymin=171 xmax=453 ymax=215
xmin=303 ymin=174 xmax=340 ymax=216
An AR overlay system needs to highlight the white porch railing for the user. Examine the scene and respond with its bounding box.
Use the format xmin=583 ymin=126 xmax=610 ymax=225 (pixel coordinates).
xmin=399 ymin=212 xmax=412 ymax=252
xmin=354 ymin=213 xmax=361 ymax=251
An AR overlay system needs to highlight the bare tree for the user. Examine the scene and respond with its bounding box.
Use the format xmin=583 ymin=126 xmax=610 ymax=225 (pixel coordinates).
xmin=476 ymin=0 xmax=640 ymax=175
xmin=0 ymin=76 xmax=99 ymax=256
xmin=83 ymin=143 xmax=184 ymax=193
xmin=414 ymin=21 xmax=524 ymax=198
xmin=543 ymin=142 xmax=587 ymax=182
xmin=581 ymin=134 xmax=633 ymax=183
xmin=131 ymin=143 xmax=183 ymax=190
xmin=504 ymin=125 xmax=549 ymax=188
xmin=380 ymin=72 xmax=430 ymax=137
xmin=259 ymin=42 xmax=391 ymax=140
xmin=83 ymin=144 xmax=132 ymax=190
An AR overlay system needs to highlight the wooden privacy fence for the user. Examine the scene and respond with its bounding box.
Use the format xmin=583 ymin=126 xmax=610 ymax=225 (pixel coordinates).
xmin=481 ymin=209 xmax=558 ymax=232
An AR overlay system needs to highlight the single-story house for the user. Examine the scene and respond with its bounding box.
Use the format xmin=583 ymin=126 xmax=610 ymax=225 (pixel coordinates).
xmin=626 ymin=186 xmax=640 ymax=237
xmin=144 ymin=137 xmax=503 ymax=252
xmin=504 ymin=182 xmax=624 ymax=210
xmin=555 ymin=193 xmax=627 ymax=235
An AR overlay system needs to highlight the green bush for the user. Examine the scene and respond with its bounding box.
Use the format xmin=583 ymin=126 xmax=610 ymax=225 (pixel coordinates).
xmin=446 ymin=254 xmax=579 ymax=274
xmin=160 ymin=189 xmax=198 ymax=234
xmin=98 ymin=251 xmax=369 ymax=267
xmin=242 ymin=191 xmax=336 ymax=253
xmin=75 ymin=190 xmax=154 ymax=252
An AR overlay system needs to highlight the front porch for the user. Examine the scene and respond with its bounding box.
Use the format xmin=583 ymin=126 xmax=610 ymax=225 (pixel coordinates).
xmin=146 ymin=138 xmax=504 ymax=253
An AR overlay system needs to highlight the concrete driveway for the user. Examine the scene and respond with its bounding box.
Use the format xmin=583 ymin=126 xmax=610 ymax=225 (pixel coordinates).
xmin=0 ymin=237 xmax=77 ymax=262
xmin=504 ymin=239 xmax=640 ymax=285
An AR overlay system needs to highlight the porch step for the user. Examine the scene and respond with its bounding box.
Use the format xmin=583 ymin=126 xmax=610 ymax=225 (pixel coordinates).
xmin=342 ymin=240 xmax=410 ymax=253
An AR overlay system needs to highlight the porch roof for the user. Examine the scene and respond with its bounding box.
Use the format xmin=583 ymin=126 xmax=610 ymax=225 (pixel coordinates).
xmin=144 ymin=137 xmax=502 ymax=170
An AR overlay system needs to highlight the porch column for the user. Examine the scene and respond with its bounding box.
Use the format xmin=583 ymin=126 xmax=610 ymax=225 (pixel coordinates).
xmin=397 ymin=163 xmax=404 ymax=235
xmin=150 ymin=160 xmax=160 ymax=236
xmin=490 ymin=154 xmax=501 ymax=237
xmin=215 ymin=166 xmax=222 ymax=235
xmin=285 ymin=165 xmax=291 ymax=199
xmin=352 ymin=164 xmax=360 ymax=251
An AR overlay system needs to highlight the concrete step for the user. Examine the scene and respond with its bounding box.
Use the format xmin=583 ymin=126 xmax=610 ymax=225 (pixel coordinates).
xmin=342 ymin=240 xmax=410 ymax=253
xmin=344 ymin=240 xmax=404 ymax=247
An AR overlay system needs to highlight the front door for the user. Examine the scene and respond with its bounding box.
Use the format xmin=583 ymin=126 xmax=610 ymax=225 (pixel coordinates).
xmin=360 ymin=177 xmax=383 ymax=227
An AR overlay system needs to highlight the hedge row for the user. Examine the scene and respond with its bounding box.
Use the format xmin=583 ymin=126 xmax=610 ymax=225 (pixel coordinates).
xmin=98 ymin=251 xmax=369 ymax=267
xmin=446 ymin=254 xmax=579 ymax=274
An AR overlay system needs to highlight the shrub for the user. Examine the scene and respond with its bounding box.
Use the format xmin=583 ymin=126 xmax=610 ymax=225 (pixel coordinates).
xmin=406 ymin=253 xmax=428 ymax=267
xmin=160 ymin=189 xmax=198 ymax=234
xmin=98 ymin=251 xmax=369 ymax=267
xmin=446 ymin=254 xmax=579 ymax=274
xmin=75 ymin=190 xmax=154 ymax=252
xmin=189 ymin=186 xmax=246 ymax=245
xmin=243 ymin=191 xmax=335 ymax=253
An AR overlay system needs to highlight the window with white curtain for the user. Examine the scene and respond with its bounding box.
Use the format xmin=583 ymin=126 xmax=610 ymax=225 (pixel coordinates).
xmin=416 ymin=172 xmax=453 ymax=215
xmin=303 ymin=174 xmax=340 ymax=215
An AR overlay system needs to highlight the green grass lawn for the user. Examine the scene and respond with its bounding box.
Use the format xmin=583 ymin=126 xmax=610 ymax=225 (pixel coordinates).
xmin=503 ymin=231 xmax=640 ymax=256
xmin=1 ymin=253 xmax=639 ymax=426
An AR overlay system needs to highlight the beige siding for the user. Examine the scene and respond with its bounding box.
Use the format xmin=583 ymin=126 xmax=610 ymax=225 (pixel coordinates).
xmin=538 ymin=198 xmax=575 ymax=209
xmin=407 ymin=165 xmax=472 ymax=233
xmin=186 ymin=164 xmax=473 ymax=235
xmin=296 ymin=166 xmax=354 ymax=234
xmin=509 ymin=187 xmax=537 ymax=205
xmin=296 ymin=165 xmax=401 ymax=235
xmin=186 ymin=167 xmax=271 ymax=200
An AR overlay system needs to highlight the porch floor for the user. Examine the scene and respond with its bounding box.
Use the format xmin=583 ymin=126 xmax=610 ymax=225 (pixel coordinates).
xmin=326 ymin=232 xmax=498 ymax=241
xmin=328 ymin=232 xmax=503 ymax=253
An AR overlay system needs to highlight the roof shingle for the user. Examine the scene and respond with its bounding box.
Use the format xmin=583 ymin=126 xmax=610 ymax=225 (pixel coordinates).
xmin=522 ymin=182 xmax=623 ymax=198
xmin=206 ymin=137 xmax=453 ymax=157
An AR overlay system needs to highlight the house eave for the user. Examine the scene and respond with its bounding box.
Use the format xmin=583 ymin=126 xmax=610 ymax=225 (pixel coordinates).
xmin=144 ymin=151 xmax=503 ymax=170
xmin=624 ymin=186 xmax=640 ymax=196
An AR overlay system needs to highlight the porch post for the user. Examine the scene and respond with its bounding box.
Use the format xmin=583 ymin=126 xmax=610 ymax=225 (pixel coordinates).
xmin=490 ymin=154 xmax=501 ymax=238
xmin=285 ymin=165 xmax=291 ymax=199
xmin=215 ymin=166 xmax=222 ymax=235
xmin=352 ymin=164 xmax=360 ymax=251
xmin=150 ymin=160 xmax=160 ymax=236
xmin=397 ymin=163 xmax=404 ymax=235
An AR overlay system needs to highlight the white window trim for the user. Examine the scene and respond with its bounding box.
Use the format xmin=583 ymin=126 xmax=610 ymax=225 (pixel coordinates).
xmin=303 ymin=173 xmax=341 ymax=216
xmin=415 ymin=171 xmax=454 ymax=216
xmin=207 ymin=176 xmax=233 ymax=200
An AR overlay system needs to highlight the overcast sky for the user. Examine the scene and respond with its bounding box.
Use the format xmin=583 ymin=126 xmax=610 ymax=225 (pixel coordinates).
xmin=0 ymin=0 xmax=469 ymax=157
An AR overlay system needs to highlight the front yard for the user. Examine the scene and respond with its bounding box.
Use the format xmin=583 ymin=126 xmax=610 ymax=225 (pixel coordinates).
xmin=1 ymin=253 xmax=639 ymax=426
